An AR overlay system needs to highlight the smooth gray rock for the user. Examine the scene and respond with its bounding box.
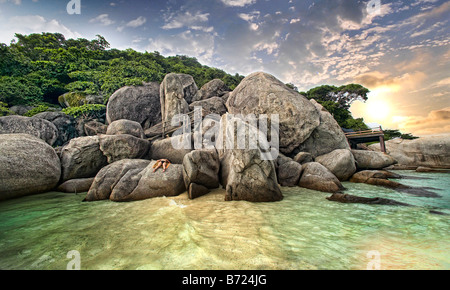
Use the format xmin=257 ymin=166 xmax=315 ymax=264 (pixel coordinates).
xmin=85 ymin=159 xmax=185 ymax=202
xmin=0 ymin=134 xmax=61 ymax=201
xmin=112 ymin=160 xmax=185 ymax=202
xmin=217 ymin=114 xmax=283 ymax=202
xmin=315 ymin=149 xmax=356 ymax=181
xmin=226 ymin=72 xmax=320 ymax=154
xmin=188 ymin=183 xmax=210 ymax=200
xmin=33 ymin=111 xmax=78 ymax=146
xmin=106 ymin=119 xmax=145 ymax=139
xmin=84 ymin=120 xmax=107 ymax=136
xmin=57 ymin=178 xmax=95 ymax=193
xmin=293 ymin=152 xmax=314 ymax=164
xmin=277 ymin=160 xmax=303 ymax=187
xmin=189 ymin=97 xmax=227 ymax=116
xmin=0 ymin=115 xmax=58 ymax=146
xmin=293 ymin=100 xmax=350 ymax=158
xmin=368 ymin=136 xmax=450 ymax=169
xmin=160 ymin=73 xmax=197 ymax=125
xmin=85 ymin=159 xmax=151 ymax=201
xmin=60 ymin=136 xmax=108 ymax=182
xmin=106 ymin=82 xmax=161 ymax=129
xmin=182 ymin=150 xmax=220 ymax=190
xmin=149 ymin=133 xmax=193 ymax=164
xmin=99 ymin=134 xmax=150 ymax=164
xmin=192 ymin=79 xmax=230 ymax=102
xmin=298 ymin=162 xmax=344 ymax=193
xmin=351 ymin=150 xmax=397 ymax=170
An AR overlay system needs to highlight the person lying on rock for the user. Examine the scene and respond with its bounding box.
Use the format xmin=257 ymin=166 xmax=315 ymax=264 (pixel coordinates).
xmin=153 ymin=159 xmax=171 ymax=173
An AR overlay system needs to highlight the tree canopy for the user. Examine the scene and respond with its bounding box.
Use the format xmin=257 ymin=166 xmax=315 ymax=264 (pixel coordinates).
xmin=0 ymin=33 xmax=244 ymax=106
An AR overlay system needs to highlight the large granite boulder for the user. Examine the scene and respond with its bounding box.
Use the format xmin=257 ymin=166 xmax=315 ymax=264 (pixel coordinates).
xmin=106 ymin=119 xmax=145 ymax=139
xmin=160 ymin=73 xmax=197 ymax=124
xmin=57 ymin=178 xmax=95 ymax=193
xmin=99 ymin=134 xmax=150 ymax=163
xmin=351 ymin=150 xmax=397 ymax=170
xmin=84 ymin=120 xmax=107 ymax=136
xmin=60 ymin=136 xmax=108 ymax=182
xmin=183 ymin=150 xmax=220 ymax=199
xmin=85 ymin=159 xmax=185 ymax=202
xmin=226 ymin=72 xmax=320 ymax=154
xmin=217 ymin=114 xmax=283 ymax=202
xmin=293 ymin=152 xmax=314 ymax=164
xmin=106 ymin=82 xmax=161 ymax=129
xmin=298 ymin=162 xmax=344 ymax=193
xmin=189 ymin=97 xmax=227 ymax=116
xmin=315 ymin=149 xmax=356 ymax=181
xmin=275 ymin=154 xmax=303 ymax=187
xmin=292 ymin=99 xmax=350 ymax=158
xmin=192 ymin=79 xmax=230 ymax=102
xmin=368 ymin=136 xmax=450 ymax=169
xmin=33 ymin=112 xmax=78 ymax=146
xmin=0 ymin=115 xmax=58 ymax=146
xmin=149 ymin=133 xmax=193 ymax=164
xmin=0 ymin=134 xmax=61 ymax=201
xmin=84 ymin=159 xmax=151 ymax=201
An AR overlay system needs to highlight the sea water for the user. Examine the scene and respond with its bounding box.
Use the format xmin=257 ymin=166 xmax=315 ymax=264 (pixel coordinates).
xmin=0 ymin=170 xmax=448 ymax=270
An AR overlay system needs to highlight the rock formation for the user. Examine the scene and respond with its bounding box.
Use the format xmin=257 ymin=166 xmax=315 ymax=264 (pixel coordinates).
xmin=315 ymin=149 xmax=356 ymax=181
xmin=106 ymin=82 xmax=161 ymax=129
xmin=217 ymin=114 xmax=283 ymax=202
xmin=298 ymin=162 xmax=344 ymax=193
xmin=226 ymin=72 xmax=320 ymax=154
xmin=106 ymin=119 xmax=146 ymax=139
xmin=85 ymin=159 xmax=185 ymax=202
xmin=351 ymin=149 xmax=397 ymax=170
xmin=160 ymin=73 xmax=197 ymax=124
xmin=368 ymin=136 xmax=450 ymax=169
xmin=0 ymin=134 xmax=61 ymax=201
xmin=292 ymin=99 xmax=350 ymax=158
xmin=0 ymin=115 xmax=58 ymax=146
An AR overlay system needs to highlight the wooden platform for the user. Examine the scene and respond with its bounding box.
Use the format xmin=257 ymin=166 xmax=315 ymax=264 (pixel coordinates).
xmin=344 ymin=127 xmax=386 ymax=152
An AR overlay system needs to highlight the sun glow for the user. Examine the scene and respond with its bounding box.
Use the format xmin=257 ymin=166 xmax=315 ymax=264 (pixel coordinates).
xmin=363 ymin=89 xmax=392 ymax=122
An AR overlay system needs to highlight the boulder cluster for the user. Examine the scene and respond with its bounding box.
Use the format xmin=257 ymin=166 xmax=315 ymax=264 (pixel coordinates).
xmin=1 ymin=72 xmax=446 ymax=203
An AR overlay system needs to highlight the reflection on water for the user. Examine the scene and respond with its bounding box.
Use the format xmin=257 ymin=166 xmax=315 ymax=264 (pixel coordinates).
xmin=0 ymin=171 xmax=448 ymax=270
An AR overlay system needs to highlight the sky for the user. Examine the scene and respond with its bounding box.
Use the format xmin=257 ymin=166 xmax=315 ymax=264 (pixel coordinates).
xmin=0 ymin=0 xmax=449 ymax=136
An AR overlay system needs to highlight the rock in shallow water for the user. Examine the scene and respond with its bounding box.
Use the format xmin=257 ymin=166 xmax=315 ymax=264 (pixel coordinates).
xmin=0 ymin=134 xmax=61 ymax=201
xmin=351 ymin=150 xmax=397 ymax=170
xmin=298 ymin=162 xmax=344 ymax=193
xmin=85 ymin=159 xmax=186 ymax=202
xmin=57 ymin=178 xmax=95 ymax=193
xmin=217 ymin=114 xmax=283 ymax=202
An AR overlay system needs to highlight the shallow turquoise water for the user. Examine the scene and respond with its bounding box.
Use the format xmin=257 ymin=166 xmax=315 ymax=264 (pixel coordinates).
xmin=0 ymin=170 xmax=448 ymax=270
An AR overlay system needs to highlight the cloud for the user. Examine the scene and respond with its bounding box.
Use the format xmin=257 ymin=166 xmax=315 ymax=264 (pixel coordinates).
xmin=162 ymin=10 xmax=210 ymax=30
xmin=0 ymin=15 xmax=82 ymax=44
xmin=117 ymin=16 xmax=147 ymax=32
xmin=396 ymin=107 xmax=450 ymax=136
xmin=126 ymin=16 xmax=147 ymax=28
xmin=89 ymin=14 xmax=115 ymax=26
xmin=219 ymin=0 xmax=256 ymax=7
xmin=0 ymin=0 xmax=22 ymax=4
xmin=354 ymin=71 xmax=427 ymax=91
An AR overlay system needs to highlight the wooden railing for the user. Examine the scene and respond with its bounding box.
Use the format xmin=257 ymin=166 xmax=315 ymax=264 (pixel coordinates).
xmin=344 ymin=126 xmax=384 ymax=138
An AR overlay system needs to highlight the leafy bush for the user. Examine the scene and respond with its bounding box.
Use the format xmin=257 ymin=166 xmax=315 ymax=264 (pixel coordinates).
xmin=62 ymin=104 xmax=105 ymax=119
xmin=0 ymin=101 xmax=12 ymax=116
xmin=24 ymin=104 xmax=50 ymax=117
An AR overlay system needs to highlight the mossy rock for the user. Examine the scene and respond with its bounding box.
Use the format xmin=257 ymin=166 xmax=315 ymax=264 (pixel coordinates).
xmin=58 ymin=92 xmax=88 ymax=108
